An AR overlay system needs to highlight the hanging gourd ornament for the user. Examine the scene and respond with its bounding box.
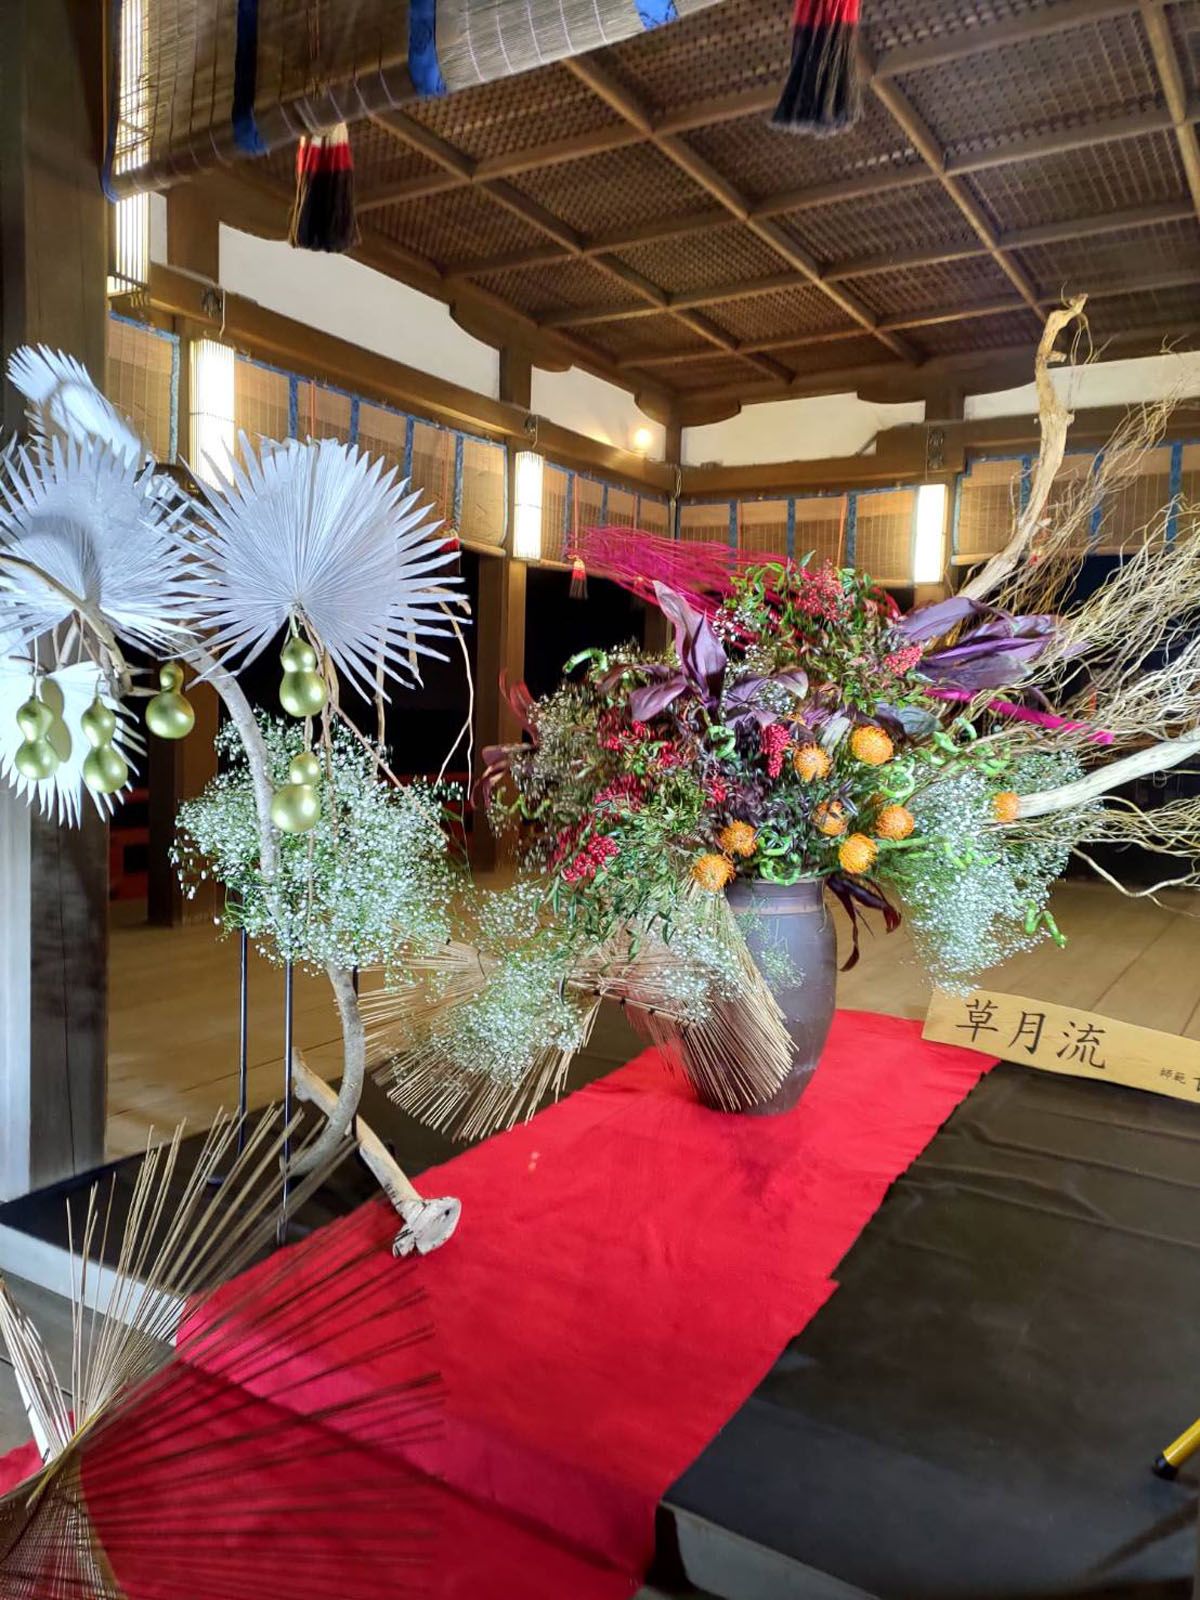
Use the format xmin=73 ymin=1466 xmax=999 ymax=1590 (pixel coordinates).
xmin=279 ymin=637 xmax=327 ymax=718
xmin=14 ymin=694 xmax=60 ymax=781
xmin=81 ymin=695 xmax=129 ymax=796
xmin=39 ymin=677 xmax=73 ymax=764
xmin=269 ymin=751 xmax=321 ymax=834
xmin=146 ymin=662 xmax=196 ymax=740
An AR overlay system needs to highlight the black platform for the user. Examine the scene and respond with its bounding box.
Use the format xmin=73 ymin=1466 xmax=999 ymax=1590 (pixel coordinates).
xmin=658 ymin=1063 xmax=1200 ymax=1600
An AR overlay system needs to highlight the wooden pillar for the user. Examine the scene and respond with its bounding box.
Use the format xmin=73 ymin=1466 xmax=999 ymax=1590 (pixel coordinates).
xmin=471 ymin=349 xmax=530 ymax=868
xmin=0 ymin=0 xmax=109 ymax=1195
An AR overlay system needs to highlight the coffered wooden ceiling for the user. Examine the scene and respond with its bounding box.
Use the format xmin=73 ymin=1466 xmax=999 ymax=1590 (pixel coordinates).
xmin=239 ymin=0 xmax=1200 ymax=418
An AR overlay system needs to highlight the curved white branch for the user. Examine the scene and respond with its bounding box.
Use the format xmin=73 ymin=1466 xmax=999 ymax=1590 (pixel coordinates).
xmin=1017 ymin=727 xmax=1200 ymax=817
xmin=960 ymin=297 xmax=1086 ymax=605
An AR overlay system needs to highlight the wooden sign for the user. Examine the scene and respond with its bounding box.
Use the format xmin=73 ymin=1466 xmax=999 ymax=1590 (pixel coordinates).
xmin=924 ymin=988 xmax=1200 ymax=1108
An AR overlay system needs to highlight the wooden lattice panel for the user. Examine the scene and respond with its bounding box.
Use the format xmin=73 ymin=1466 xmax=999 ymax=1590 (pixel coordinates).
xmin=410 ymin=420 xmax=456 ymax=526
xmin=105 ymin=317 xmax=176 ymax=462
xmin=679 ymin=502 xmax=731 ymax=545
xmin=541 ymin=463 xmax=570 ymax=561
xmin=854 ymin=488 xmax=916 ymax=583
xmin=637 ymin=497 xmax=672 ymax=538
xmin=234 ymin=357 xmax=289 ymax=449
xmin=297 ymin=382 xmax=352 ymax=443
xmin=1096 ymin=444 xmax=1174 ymax=552
xmin=955 ymin=458 xmax=1023 ymax=563
xmin=460 ymin=437 xmax=506 ymax=547
xmin=573 ymin=475 xmax=605 ymax=543
xmin=1179 ymin=443 xmax=1200 ymax=542
xmin=606 ymin=486 xmax=638 ymax=528
xmin=357 ymin=402 xmax=409 ymax=473
xmin=793 ymin=496 xmax=847 ymax=567
xmin=737 ymin=499 xmax=788 ymax=558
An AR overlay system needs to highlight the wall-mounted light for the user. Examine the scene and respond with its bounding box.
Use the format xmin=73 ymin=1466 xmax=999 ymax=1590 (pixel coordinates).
xmin=913 ymin=482 xmax=948 ymax=583
xmin=632 ymin=425 xmax=654 ymax=455
xmin=189 ymin=339 xmax=236 ymax=488
xmin=513 ymin=450 xmax=544 ymax=561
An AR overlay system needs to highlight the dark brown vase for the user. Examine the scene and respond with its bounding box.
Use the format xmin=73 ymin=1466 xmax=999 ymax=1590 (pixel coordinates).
xmin=725 ymin=876 xmax=838 ymax=1115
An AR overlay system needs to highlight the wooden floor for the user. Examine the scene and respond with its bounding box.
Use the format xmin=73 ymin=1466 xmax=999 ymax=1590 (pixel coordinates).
xmin=106 ymin=879 xmax=1200 ymax=1161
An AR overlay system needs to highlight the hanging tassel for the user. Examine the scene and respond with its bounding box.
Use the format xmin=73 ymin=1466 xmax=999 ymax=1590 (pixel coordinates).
xmin=290 ymin=123 xmax=358 ymax=253
xmin=772 ymin=0 xmax=862 ymax=135
xmin=570 ymin=556 xmax=588 ymax=599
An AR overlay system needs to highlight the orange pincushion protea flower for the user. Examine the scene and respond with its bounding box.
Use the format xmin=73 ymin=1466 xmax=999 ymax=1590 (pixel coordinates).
xmin=792 ymin=744 xmax=831 ymax=782
xmin=814 ymin=801 xmax=847 ymax=837
xmin=875 ymin=804 xmax=915 ymax=841
xmin=992 ymin=790 xmax=1021 ymax=824
xmin=838 ymin=833 xmax=878 ymax=875
xmin=717 ymin=820 xmax=758 ymax=857
xmin=849 ymin=725 xmax=894 ymax=766
xmin=691 ymin=852 xmax=735 ymax=892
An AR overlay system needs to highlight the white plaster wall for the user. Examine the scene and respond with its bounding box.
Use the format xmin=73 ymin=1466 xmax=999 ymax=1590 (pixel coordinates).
xmin=682 ymin=393 xmax=925 ymax=467
xmin=218 ymin=225 xmax=501 ymax=399
xmin=965 ymin=351 xmax=1200 ymax=419
xmin=531 ymin=365 xmax=665 ymax=456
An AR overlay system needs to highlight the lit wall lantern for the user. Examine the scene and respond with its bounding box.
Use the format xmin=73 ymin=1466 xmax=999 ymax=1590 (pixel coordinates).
xmin=913 ymin=483 xmax=948 ymax=584
xmin=189 ymin=339 xmax=236 ymax=489
xmin=513 ymin=450 xmax=544 ymax=561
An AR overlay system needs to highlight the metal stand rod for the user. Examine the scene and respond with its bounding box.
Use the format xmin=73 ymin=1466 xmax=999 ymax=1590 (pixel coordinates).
xmin=236 ymin=928 xmax=249 ymax=1155
xmin=278 ymin=960 xmax=295 ymax=1241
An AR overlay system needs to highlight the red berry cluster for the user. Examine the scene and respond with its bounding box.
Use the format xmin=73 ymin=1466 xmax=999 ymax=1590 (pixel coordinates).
xmin=794 ymin=563 xmax=847 ymax=621
xmin=759 ymin=722 xmax=792 ymax=779
xmin=562 ymin=834 xmax=619 ymax=885
xmin=883 ymin=643 xmax=923 ymax=676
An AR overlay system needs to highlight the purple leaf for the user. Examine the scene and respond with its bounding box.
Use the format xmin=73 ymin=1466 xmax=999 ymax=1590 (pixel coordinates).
xmin=654 ymin=581 xmax=727 ymax=708
xmin=896 ymin=595 xmax=986 ymax=643
xmin=629 ymin=677 xmax=689 ymax=722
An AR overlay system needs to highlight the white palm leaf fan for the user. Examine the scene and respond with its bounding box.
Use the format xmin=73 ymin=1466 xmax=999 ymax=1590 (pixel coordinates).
xmin=7 ymin=345 xmax=145 ymax=468
xmin=0 ymin=433 xmax=197 ymax=657
xmin=0 ymin=630 xmax=142 ymax=824
xmin=188 ymin=434 xmax=464 ymax=697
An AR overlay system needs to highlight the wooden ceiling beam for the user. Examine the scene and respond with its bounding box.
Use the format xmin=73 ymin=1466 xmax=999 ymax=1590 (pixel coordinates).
xmin=868 ymin=59 xmax=1043 ymax=322
xmin=944 ymin=106 xmax=1188 ymax=176
xmin=367 ymin=91 xmax=784 ymax=375
xmin=563 ymin=53 xmax=919 ymax=367
xmin=873 ymin=0 xmax=1141 ymax=81
xmin=1139 ymin=0 xmax=1200 ymax=226
xmin=614 ymin=263 xmax=1200 ymax=366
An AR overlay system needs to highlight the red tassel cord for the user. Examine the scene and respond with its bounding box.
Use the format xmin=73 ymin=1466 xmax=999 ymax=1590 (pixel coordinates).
xmin=290 ymin=123 xmax=358 ymax=252
xmin=570 ymin=556 xmax=588 ymax=599
xmin=773 ymin=0 xmax=862 ymax=135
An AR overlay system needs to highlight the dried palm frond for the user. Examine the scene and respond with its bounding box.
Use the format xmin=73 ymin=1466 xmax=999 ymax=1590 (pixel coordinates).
xmin=0 ymin=1107 xmax=440 ymax=1600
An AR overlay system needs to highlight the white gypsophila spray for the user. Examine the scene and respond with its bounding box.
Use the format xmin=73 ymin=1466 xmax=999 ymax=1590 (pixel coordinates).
xmin=174 ymin=716 xmax=460 ymax=969
xmin=187 ymin=435 xmax=463 ymax=695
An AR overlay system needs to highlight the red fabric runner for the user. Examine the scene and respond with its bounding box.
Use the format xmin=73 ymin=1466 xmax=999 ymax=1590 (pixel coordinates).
xmin=0 ymin=1012 xmax=989 ymax=1597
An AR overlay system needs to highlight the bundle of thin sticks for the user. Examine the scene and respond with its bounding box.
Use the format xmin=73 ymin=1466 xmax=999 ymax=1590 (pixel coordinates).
xmin=362 ymin=898 xmax=794 ymax=1141
xmin=0 ymin=1109 xmax=440 ymax=1600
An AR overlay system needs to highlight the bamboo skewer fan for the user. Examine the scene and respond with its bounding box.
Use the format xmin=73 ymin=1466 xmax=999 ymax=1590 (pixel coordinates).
xmin=0 ymin=1109 xmax=441 ymax=1600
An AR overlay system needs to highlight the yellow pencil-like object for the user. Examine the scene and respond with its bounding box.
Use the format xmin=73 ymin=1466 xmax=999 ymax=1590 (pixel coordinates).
xmin=1153 ymin=1419 xmax=1200 ymax=1479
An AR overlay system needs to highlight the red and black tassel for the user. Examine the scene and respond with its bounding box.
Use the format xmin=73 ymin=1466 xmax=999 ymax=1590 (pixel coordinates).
xmin=772 ymin=0 xmax=862 ymax=135
xmin=570 ymin=555 xmax=588 ymax=599
xmin=289 ymin=123 xmax=358 ymax=253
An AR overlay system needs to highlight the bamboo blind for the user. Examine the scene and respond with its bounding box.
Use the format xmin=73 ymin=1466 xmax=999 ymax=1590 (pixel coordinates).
xmin=954 ymin=458 xmax=1023 ymax=562
xmin=357 ymin=401 xmax=409 ymax=469
xmin=637 ymin=497 xmax=672 ymax=539
xmin=737 ymin=499 xmax=789 ymax=558
xmin=853 ymin=488 xmax=916 ymax=584
xmin=679 ymin=502 xmax=731 ymax=545
xmin=460 ymin=437 xmax=506 ymax=548
xmin=540 ymin=463 xmax=571 ymax=562
xmin=793 ymin=495 xmax=846 ymax=567
xmin=606 ymin=486 xmax=638 ymax=528
xmin=234 ymin=357 xmax=290 ymax=449
xmin=296 ymin=382 xmax=352 ymax=443
xmin=104 ymin=316 xmax=177 ymax=462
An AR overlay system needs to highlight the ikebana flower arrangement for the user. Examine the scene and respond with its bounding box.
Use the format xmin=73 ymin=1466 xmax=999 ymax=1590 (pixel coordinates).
xmin=369 ymin=299 xmax=1200 ymax=1136
xmin=0 ymin=345 xmax=465 ymax=1238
